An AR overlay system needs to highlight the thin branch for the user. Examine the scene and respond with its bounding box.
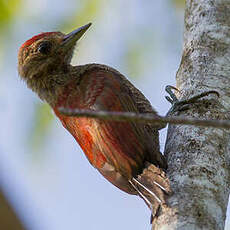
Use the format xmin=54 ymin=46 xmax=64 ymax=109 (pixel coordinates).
xmin=58 ymin=107 xmax=230 ymax=129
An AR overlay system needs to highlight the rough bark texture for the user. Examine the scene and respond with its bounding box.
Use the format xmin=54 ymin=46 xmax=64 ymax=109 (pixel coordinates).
xmin=152 ymin=0 xmax=230 ymax=229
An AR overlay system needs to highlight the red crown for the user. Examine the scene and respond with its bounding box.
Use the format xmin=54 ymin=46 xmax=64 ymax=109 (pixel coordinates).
xmin=21 ymin=32 xmax=57 ymax=48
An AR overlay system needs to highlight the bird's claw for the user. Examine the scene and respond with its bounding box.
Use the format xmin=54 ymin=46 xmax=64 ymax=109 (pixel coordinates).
xmin=165 ymin=85 xmax=219 ymax=116
xmin=165 ymin=85 xmax=180 ymax=104
xmin=165 ymin=85 xmax=186 ymax=115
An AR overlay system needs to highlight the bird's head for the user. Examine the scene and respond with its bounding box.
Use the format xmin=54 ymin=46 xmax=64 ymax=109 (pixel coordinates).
xmin=18 ymin=23 xmax=91 ymax=81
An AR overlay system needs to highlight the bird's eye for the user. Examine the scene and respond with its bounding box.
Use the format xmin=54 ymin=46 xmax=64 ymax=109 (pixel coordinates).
xmin=37 ymin=41 xmax=52 ymax=55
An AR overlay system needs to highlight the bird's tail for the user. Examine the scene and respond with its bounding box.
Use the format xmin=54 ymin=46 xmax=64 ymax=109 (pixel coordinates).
xmin=129 ymin=163 xmax=171 ymax=222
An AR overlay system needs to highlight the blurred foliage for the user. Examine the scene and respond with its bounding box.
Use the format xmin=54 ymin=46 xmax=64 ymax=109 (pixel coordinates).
xmin=0 ymin=0 xmax=22 ymax=69
xmin=124 ymin=31 xmax=158 ymax=79
xmin=29 ymin=103 xmax=54 ymax=151
xmin=125 ymin=41 xmax=145 ymax=78
xmin=61 ymin=0 xmax=105 ymax=31
xmin=172 ymin=0 xmax=185 ymax=8
xmin=0 ymin=0 xmax=22 ymax=28
xmin=0 ymin=187 xmax=25 ymax=230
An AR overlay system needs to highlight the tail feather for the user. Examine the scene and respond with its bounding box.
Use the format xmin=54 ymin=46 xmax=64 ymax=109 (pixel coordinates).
xmin=129 ymin=163 xmax=171 ymax=221
xmin=132 ymin=177 xmax=162 ymax=203
xmin=128 ymin=180 xmax=153 ymax=208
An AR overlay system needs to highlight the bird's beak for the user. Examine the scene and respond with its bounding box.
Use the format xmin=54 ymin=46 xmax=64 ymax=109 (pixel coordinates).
xmin=62 ymin=23 xmax=92 ymax=50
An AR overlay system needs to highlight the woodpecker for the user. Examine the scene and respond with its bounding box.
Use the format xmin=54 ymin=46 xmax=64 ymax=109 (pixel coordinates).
xmin=18 ymin=23 xmax=171 ymax=219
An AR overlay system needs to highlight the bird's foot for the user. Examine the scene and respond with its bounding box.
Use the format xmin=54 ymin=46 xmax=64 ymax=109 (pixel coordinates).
xmin=165 ymin=85 xmax=219 ymax=116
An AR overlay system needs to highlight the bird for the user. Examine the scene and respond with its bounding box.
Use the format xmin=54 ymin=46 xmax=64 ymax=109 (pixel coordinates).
xmin=18 ymin=23 xmax=171 ymax=219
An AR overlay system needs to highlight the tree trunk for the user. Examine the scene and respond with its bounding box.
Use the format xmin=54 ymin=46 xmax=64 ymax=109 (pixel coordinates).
xmin=153 ymin=0 xmax=230 ymax=229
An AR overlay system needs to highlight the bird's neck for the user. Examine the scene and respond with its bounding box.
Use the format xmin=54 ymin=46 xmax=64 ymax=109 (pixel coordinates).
xmin=25 ymin=64 xmax=75 ymax=106
xmin=25 ymin=63 xmax=118 ymax=106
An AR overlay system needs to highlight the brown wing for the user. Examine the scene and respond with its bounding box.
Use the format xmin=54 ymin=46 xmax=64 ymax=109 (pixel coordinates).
xmin=72 ymin=64 xmax=166 ymax=133
xmin=76 ymin=65 xmax=166 ymax=174
xmin=54 ymin=64 xmax=166 ymax=194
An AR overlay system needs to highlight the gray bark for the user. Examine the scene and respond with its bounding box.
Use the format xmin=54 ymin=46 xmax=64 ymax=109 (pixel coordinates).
xmin=153 ymin=0 xmax=230 ymax=229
